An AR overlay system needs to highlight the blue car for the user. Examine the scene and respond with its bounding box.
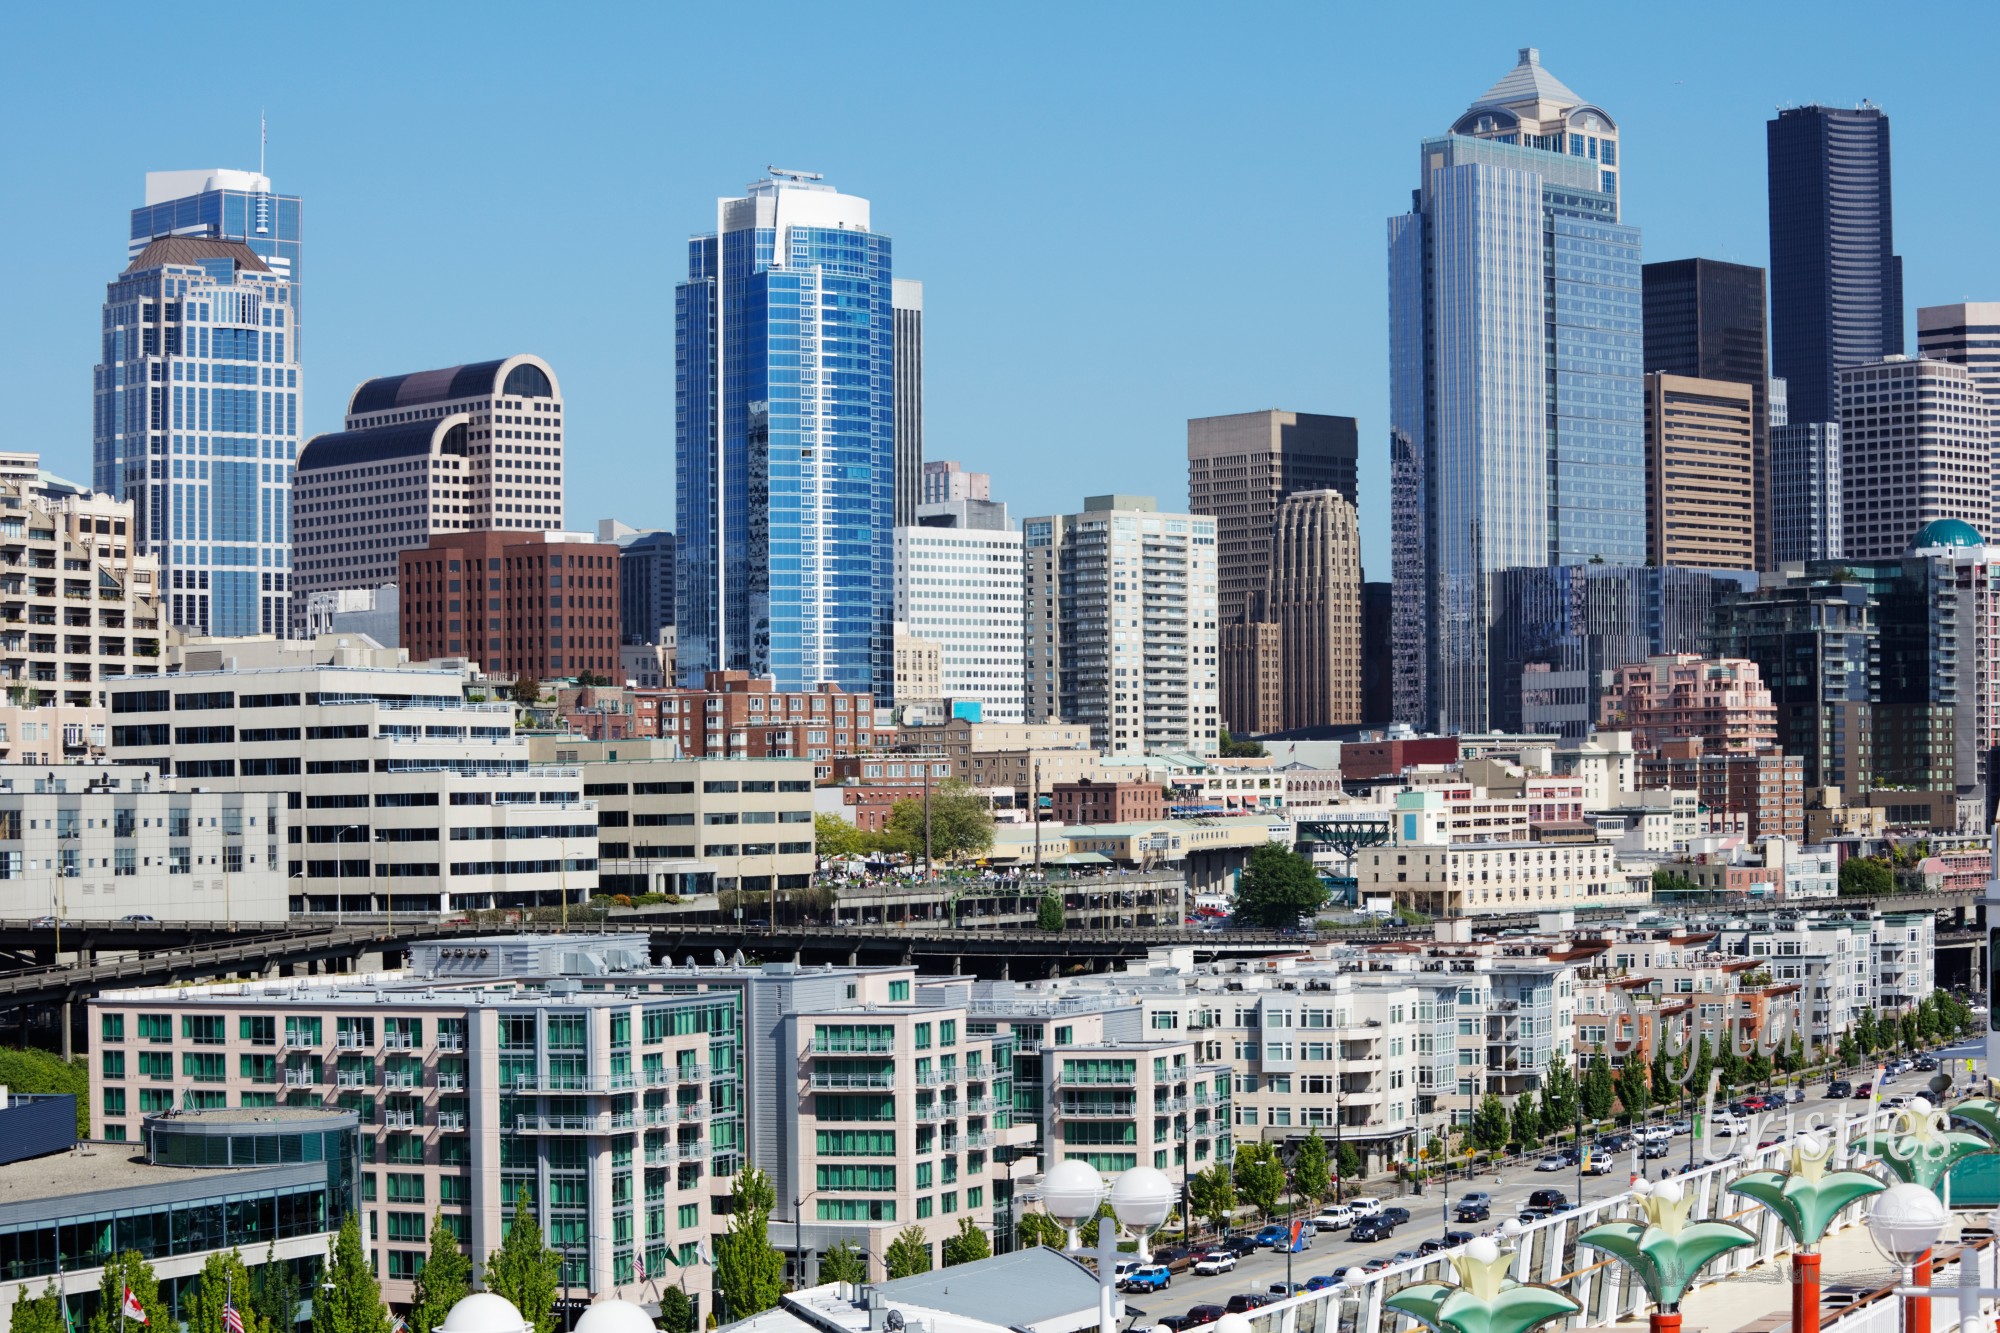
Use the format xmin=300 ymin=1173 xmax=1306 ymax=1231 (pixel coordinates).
xmin=1303 ymin=1276 xmax=1341 ymax=1293
xmin=1254 ymin=1225 xmax=1288 ymax=1248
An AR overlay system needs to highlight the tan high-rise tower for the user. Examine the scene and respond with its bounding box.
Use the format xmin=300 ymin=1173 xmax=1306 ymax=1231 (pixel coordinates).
xmin=1269 ymin=490 xmax=1363 ymax=730
xmin=1643 ymin=373 xmax=1756 ymax=569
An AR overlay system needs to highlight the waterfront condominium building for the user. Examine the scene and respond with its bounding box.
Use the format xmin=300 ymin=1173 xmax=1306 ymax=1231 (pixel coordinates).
xmin=1771 ymin=422 xmax=1844 ymax=562
xmin=1838 ymin=356 xmax=1992 ymax=559
xmin=1768 ymin=104 xmax=1902 ymax=426
xmin=1641 ymin=259 xmax=1771 ymax=565
xmin=1716 ymin=576 xmax=1877 ymax=796
xmin=1389 ymin=49 xmax=1643 ymax=733
xmin=893 ymin=280 xmax=925 ymax=528
xmin=676 ymin=170 xmax=895 ymax=699
xmin=101 ymin=636 xmax=595 ymax=916
xmin=1186 ymin=410 xmax=1357 ymax=733
xmin=96 ymin=171 xmax=304 ymax=639
xmin=1917 ymin=302 xmax=2000 ymax=517
xmin=397 ymin=528 xmax=621 ymax=679
xmin=292 ymin=354 xmax=565 ymax=630
xmin=893 ymin=502 xmax=1024 ymax=721
xmin=1642 ymin=372 xmax=1756 ymax=569
xmin=1267 ymin=489 xmax=1362 ymax=731
xmin=1023 ymin=496 xmax=1219 ymax=756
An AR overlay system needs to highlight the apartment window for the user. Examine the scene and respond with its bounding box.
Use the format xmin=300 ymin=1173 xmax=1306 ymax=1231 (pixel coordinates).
xmin=101 ymin=1014 xmax=125 ymax=1043
xmin=888 ymin=981 xmax=910 ymax=1003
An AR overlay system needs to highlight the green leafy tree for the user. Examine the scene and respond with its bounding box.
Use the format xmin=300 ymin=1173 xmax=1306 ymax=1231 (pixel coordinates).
xmin=187 ymin=1250 xmax=268 ymax=1333
xmin=1581 ymin=1055 xmax=1615 ymax=1123
xmin=1650 ymin=1042 xmax=1675 ymax=1098
xmin=712 ymin=1169 xmax=784 ymax=1321
xmin=818 ymin=1241 xmax=868 ymax=1285
xmin=485 ymin=1189 xmax=561 ymax=1333
xmin=884 ymin=1228 xmax=933 ymax=1279
xmin=1219 ymin=730 xmax=1267 ymax=759
xmin=92 ymin=1253 xmax=161 ymax=1333
xmin=1016 ymin=1211 xmax=1069 ymax=1250
xmin=1837 ymin=1030 xmax=1860 ymax=1069
xmin=0 ymin=1048 xmax=91 ymax=1135
xmin=1036 ymin=892 xmax=1066 ymax=933
xmin=1189 ymin=1161 xmax=1237 ymax=1233
xmin=310 ymin=1215 xmax=386 ymax=1333
xmin=1234 ymin=843 xmax=1329 ymax=928
xmin=941 ymin=1219 xmax=991 ymax=1268
xmin=659 ymin=1289 xmax=695 ymax=1333
xmin=1689 ymin=1028 xmax=1715 ymax=1098
xmin=1470 ymin=1094 xmax=1511 ymax=1154
xmin=1078 ymin=1202 xmax=1119 ymax=1248
xmin=1510 ymin=1096 xmax=1541 ymax=1151
xmin=1333 ymin=1140 xmax=1363 ymax=1185
xmin=1234 ymin=1142 xmax=1287 ymax=1220
xmin=814 ymin=813 xmax=872 ymax=860
xmin=1292 ymin=1131 xmax=1330 ymax=1207
xmin=1855 ymin=1008 xmax=1880 ymax=1055
xmin=1542 ymin=1055 xmax=1579 ymax=1135
xmin=881 ymin=779 xmax=995 ymax=863
xmin=12 ymin=1281 xmax=65 ymax=1333
xmin=252 ymin=1242 xmax=300 ymax=1333
xmin=1716 ymin=1028 xmax=1745 ymax=1090
xmin=511 ymin=675 xmax=542 ymax=706
xmin=1743 ymin=1046 xmax=1773 ymax=1088
xmin=407 ymin=1215 xmax=471 ymax=1333
xmin=1614 ymin=1059 xmax=1651 ymax=1124
xmin=1840 ymin=856 xmax=1895 ymax=897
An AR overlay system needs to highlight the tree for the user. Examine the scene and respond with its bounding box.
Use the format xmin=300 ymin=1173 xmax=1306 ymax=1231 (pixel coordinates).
xmin=941 ymin=1219 xmax=991 ymax=1268
xmin=12 ymin=1281 xmax=65 ymax=1333
xmin=1614 ymin=1060 xmax=1650 ymax=1125
xmin=1188 ymin=1161 xmax=1237 ymax=1233
xmin=885 ymin=1228 xmax=933 ymax=1280
xmin=815 ymin=813 xmax=872 ymax=860
xmin=881 ymin=779 xmax=995 ymax=864
xmin=1470 ymin=1094 xmax=1511 ymax=1154
xmin=1650 ymin=868 xmax=1703 ymax=899
xmin=1016 ymin=1210 xmax=1069 ymax=1250
xmin=1840 ymin=856 xmax=1895 ymax=897
xmin=1233 ymin=1142 xmax=1286 ymax=1220
xmin=1292 ymin=1131 xmax=1330 ymax=1207
xmin=1036 ymin=892 xmax=1066 ymax=933
xmin=1233 ymin=843 xmax=1329 ymax=928
xmin=712 ymin=1169 xmax=784 ymax=1321
xmin=1219 ymin=730 xmax=1267 ymax=759
xmin=1510 ymin=1096 xmax=1542 ymax=1151
xmin=0 ymin=1048 xmax=91 ymax=1136
xmin=659 ymin=1289 xmax=696 ymax=1333
xmin=187 ymin=1250 xmax=268 ymax=1333
xmin=1581 ymin=1055 xmax=1615 ymax=1123
xmin=252 ymin=1243 xmax=300 ymax=1333
xmin=1334 ymin=1140 xmax=1363 ymax=1185
xmin=407 ymin=1214 xmax=471 ymax=1333
xmin=1688 ymin=1028 xmax=1715 ymax=1100
xmin=485 ymin=1189 xmax=561 ymax=1333
xmin=1837 ymin=1030 xmax=1860 ymax=1070
xmin=818 ymin=1241 xmax=868 ymax=1285
xmin=310 ymin=1215 xmax=385 ymax=1333
xmin=1541 ymin=1055 xmax=1579 ymax=1135
xmin=1855 ymin=1008 xmax=1880 ymax=1055
xmin=511 ymin=675 xmax=543 ymax=706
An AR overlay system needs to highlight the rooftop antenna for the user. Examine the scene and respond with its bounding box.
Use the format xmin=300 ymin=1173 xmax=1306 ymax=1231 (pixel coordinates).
xmin=259 ymin=110 xmax=266 ymax=176
xmin=767 ymin=165 xmax=824 ymax=182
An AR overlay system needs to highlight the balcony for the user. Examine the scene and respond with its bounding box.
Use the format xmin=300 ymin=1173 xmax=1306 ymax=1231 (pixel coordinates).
xmin=812 ymin=1035 xmax=896 ymax=1055
xmin=514 ymin=1114 xmax=592 ymax=1133
xmin=677 ymin=1143 xmax=707 ymax=1161
xmin=335 ymin=1072 xmax=368 ymax=1089
xmin=811 ymin=1071 xmax=896 ymax=1091
xmin=437 ymin=1112 xmax=466 ymax=1131
xmin=679 ymin=1064 xmax=711 ymax=1082
xmin=916 ymin=1068 xmax=961 ymax=1088
xmin=436 ymin=1074 xmax=465 ymax=1092
xmin=680 ymin=1102 xmax=710 ymax=1121
xmin=436 ymin=1036 xmax=467 ymax=1053
xmin=283 ymin=1071 xmax=315 ymax=1088
xmin=381 ymin=1110 xmax=417 ymax=1128
xmin=916 ymin=1103 xmax=959 ymax=1123
xmin=1058 ymin=1102 xmax=1138 ymax=1119
xmin=384 ymin=1035 xmax=416 ymax=1051
xmin=962 ymin=1130 xmax=996 ymax=1150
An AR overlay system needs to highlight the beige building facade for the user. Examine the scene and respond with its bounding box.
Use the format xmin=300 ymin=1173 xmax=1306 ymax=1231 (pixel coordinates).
xmin=1269 ymin=489 xmax=1362 ymax=730
xmin=1643 ymin=373 xmax=1756 ymax=569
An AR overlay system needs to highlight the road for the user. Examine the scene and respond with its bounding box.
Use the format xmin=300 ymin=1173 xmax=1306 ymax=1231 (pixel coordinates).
xmin=1122 ymin=1047 xmax=1981 ymax=1325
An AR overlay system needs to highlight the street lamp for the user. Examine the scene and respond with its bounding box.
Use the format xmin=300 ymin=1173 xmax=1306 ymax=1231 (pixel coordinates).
xmin=1043 ymin=1161 xmax=1174 ymax=1333
xmin=1868 ymin=1183 xmax=1952 ymax=1333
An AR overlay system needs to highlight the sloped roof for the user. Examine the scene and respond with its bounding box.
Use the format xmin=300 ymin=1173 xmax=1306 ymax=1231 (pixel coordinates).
xmin=123 ymin=236 xmax=271 ymax=275
xmin=1473 ymin=47 xmax=1582 ymax=110
xmin=350 ymin=361 xmax=508 ymax=414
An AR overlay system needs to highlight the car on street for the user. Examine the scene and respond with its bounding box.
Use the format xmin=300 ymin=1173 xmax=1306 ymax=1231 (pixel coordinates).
xmin=1192 ymin=1252 xmax=1237 ymax=1276
xmin=30 ymin=915 xmax=61 ymax=928
xmin=1303 ymin=1275 xmax=1341 ymax=1293
xmin=1349 ymin=1216 xmax=1397 ymax=1243
xmin=1669 ymin=1120 xmax=1693 ymax=1135
xmin=1600 ymin=1133 xmax=1633 ymax=1151
xmin=1640 ymin=1141 xmax=1671 ymax=1159
xmin=1223 ymin=1295 xmax=1275 ymax=1316
xmin=1121 ymin=1267 xmax=1173 ymax=1293
xmin=1254 ymin=1225 xmax=1289 ymax=1248
xmin=1417 ymin=1239 xmax=1450 ymax=1256
xmin=1827 ymin=1080 xmax=1853 ymax=1098
xmin=1361 ymin=1257 xmax=1394 ymax=1273
xmin=1582 ymin=1155 xmax=1614 ymax=1176
xmin=1714 ymin=1114 xmax=1748 ymax=1137
xmin=1443 ymin=1231 xmax=1474 ymax=1247
xmin=1853 ymin=1082 xmax=1873 ymax=1099
xmin=1390 ymin=1249 xmax=1423 ymax=1266
xmin=1458 ymin=1192 xmax=1492 ymax=1209
xmin=1152 ymin=1245 xmax=1192 ymax=1270
xmin=1312 ymin=1206 xmax=1354 ymax=1232
xmin=1527 ymin=1188 xmax=1569 ymax=1211
xmin=1534 ymin=1155 xmax=1567 ymax=1172
xmin=1516 ymin=1207 xmax=1552 ymax=1224
xmin=1111 ymin=1262 xmax=1142 ymax=1284
xmin=1346 ymin=1197 xmax=1385 ymax=1216
xmin=1266 ymin=1283 xmax=1307 ymax=1299
xmin=1739 ymin=1096 xmax=1769 ymax=1112
xmin=1454 ymin=1201 xmax=1491 ymax=1223
xmin=1917 ymin=1056 xmax=1940 ymax=1071
xmin=1636 ymin=1124 xmax=1673 ymax=1143
xmin=1222 ymin=1234 xmax=1263 ymax=1257
xmin=1379 ymin=1207 xmax=1411 ymax=1228
xmin=1882 ymin=1096 xmax=1909 ymax=1112
xmin=120 ymin=914 xmax=157 ymax=923
xmin=1178 ymin=1306 xmax=1225 ymax=1330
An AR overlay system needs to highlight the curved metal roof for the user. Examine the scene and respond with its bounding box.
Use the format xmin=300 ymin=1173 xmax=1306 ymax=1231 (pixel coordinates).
xmin=299 ymin=420 xmax=460 ymax=472
xmin=349 ymin=360 xmax=508 ymax=415
xmin=1911 ymin=518 xmax=1986 ymax=550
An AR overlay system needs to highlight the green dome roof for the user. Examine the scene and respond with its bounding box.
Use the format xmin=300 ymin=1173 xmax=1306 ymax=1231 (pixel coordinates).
xmin=1912 ymin=518 xmax=1986 ymax=550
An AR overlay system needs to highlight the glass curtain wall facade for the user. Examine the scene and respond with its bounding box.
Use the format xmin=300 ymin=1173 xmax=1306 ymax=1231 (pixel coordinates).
xmin=676 ymin=173 xmax=894 ymax=698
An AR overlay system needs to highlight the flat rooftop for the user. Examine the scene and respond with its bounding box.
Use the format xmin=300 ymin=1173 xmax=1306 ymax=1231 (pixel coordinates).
xmin=0 ymin=1146 xmax=245 ymax=1205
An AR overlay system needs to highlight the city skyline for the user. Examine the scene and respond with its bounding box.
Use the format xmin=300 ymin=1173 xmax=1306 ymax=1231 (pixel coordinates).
xmin=10 ymin=5 xmax=2000 ymax=581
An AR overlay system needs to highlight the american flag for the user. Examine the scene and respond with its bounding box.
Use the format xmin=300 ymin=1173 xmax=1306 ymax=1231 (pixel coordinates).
xmin=634 ymin=1252 xmax=646 ymax=1281
xmin=223 ymin=1305 xmax=243 ymax=1333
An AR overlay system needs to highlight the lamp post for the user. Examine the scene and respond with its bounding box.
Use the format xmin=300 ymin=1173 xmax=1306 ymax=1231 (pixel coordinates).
xmin=1040 ymin=1160 xmax=1174 ymax=1333
xmin=1870 ymin=1198 xmax=2000 ymax=1333
xmin=791 ymin=1190 xmax=821 ymax=1287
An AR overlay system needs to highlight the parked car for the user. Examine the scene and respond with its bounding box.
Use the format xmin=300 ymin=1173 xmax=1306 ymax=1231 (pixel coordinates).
xmin=1443 ymin=1231 xmax=1474 ymax=1247
xmin=1669 ymin=1120 xmax=1693 ymax=1135
xmin=1121 ymin=1267 xmax=1173 ymax=1293
xmin=1192 ymin=1252 xmax=1237 ymax=1276
xmin=1266 ymin=1283 xmax=1307 ymax=1299
xmin=1533 ymin=1155 xmax=1567 ymax=1172
xmin=1379 ymin=1207 xmax=1411 ymax=1228
xmin=1360 ymin=1257 xmax=1394 ymax=1273
xmin=1600 ymin=1132 xmax=1633 ymax=1151
xmin=1223 ymin=1295 xmax=1275 ymax=1316
xmin=1178 ymin=1307 xmax=1225 ymax=1329
xmin=120 ymin=914 xmax=157 ymax=923
xmin=1312 ymin=1206 xmax=1354 ymax=1232
xmin=1740 ymin=1095 xmax=1769 ymax=1112
xmin=1111 ymin=1261 xmax=1142 ymax=1284
xmin=1151 ymin=1245 xmax=1192 ymax=1270
xmin=1917 ymin=1056 xmax=1940 ymax=1072
xmin=1853 ymin=1082 xmax=1874 ymax=1099
xmin=1350 ymin=1216 xmax=1397 ymax=1243
xmin=1636 ymin=1124 xmax=1673 ymax=1143
xmin=1417 ymin=1239 xmax=1450 ymax=1256
xmin=1714 ymin=1114 xmax=1748 ymax=1137
xmin=1389 ymin=1249 xmax=1423 ymax=1266
xmin=30 ymin=915 xmax=59 ymax=928
xmin=1527 ymin=1188 xmax=1569 ymax=1211
xmin=1454 ymin=1201 xmax=1491 ymax=1223
xmin=1254 ymin=1225 xmax=1289 ymax=1248
xmin=1516 ymin=1207 xmax=1552 ymax=1224
xmin=1222 ymin=1234 xmax=1263 ymax=1257
xmin=1882 ymin=1096 xmax=1909 ymax=1112
xmin=1302 ymin=1275 xmax=1342 ymax=1293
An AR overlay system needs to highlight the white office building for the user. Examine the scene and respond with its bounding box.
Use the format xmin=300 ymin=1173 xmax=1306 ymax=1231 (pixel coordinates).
xmin=894 ymin=503 xmax=1024 ymax=722
xmin=1839 ymin=355 xmax=1994 ymax=559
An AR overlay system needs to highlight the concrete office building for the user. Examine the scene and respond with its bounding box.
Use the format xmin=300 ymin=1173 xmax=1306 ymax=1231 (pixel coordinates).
xmin=1917 ymin=303 xmax=2000 ymax=520
xmin=1771 ymin=422 xmax=1843 ymax=561
xmin=397 ymin=529 xmax=621 ymax=679
xmin=893 ymin=507 xmax=1024 ymax=723
xmin=1023 ymin=497 xmax=1219 ymax=756
xmin=893 ymin=718 xmax=1104 ymax=799
xmin=292 ymin=355 xmax=566 ymax=630
xmin=1839 ymin=356 xmax=1993 ymax=559
xmin=0 ymin=764 xmax=288 ymax=926
xmin=893 ymin=280 xmax=925 ymax=528
xmin=1643 ymin=259 xmax=1772 ymax=566
xmin=0 ymin=464 xmax=163 ymax=707
xmin=101 ymin=637 xmax=595 ymax=916
xmin=892 ymin=628 xmax=943 ymax=717
xmin=1186 ymin=410 xmax=1357 ymax=733
xmin=599 ymin=521 xmax=675 ymax=648
xmin=1267 ymin=489 xmax=1362 ymax=731
xmin=921 ymin=461 xmax=989 ymax=506
xmin=1643 ymin=374 xmax=1756 ymax=569
xmin=1390 ymin=49 xmax=1643 ymax=732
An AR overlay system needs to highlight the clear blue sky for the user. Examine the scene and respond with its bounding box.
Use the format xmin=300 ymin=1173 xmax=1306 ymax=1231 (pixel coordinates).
xmin=5 ymin=1 xmax=1997 ymax=577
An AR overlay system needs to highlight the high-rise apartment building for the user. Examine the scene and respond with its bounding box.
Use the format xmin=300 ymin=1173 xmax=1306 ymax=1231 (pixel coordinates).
xmin=293 ymin=355 xmax=565 ymax=629
xmin=893 ymin=503 xmax=1023 ymax=722
xmin=398 ymin=529 xmax=620 ymax=678
xmin=1598 ymin=654 xmax=1778 ymax=754
xmin=893 ymin=280 xmax=924 ymax=528
xmin=921 ymin=461 xmax=991 ymax=505
xmin=1838 ymin=356 xmax=1992 ymax=559
xmin=1023 ymin=496 xmax=1218 ymax=756
xmin=1642 ymin=259 xmax=1771 ymax=565
xmin=1642 ymin=373 xmax=1756 ymax=569
xmin=96 ymin=170 xmax=303 ymax=639
xmin=1768 ymin=105 xmax=1902 ymax=425
xmin=1716 ymin=579 xmax=1876 ymax=795
xmin=1771 ymin=423 xmax=1844 ymax=562
xmin=1389 ymin=49 xmax=1643 ymax=733
xmin=1917 ymin=303 xmax=2000 ymax=519
xmin=1267 ymin=490 xmax=1362 ymax=731
xmin=676 ymin=171 xmax=894 ymax=698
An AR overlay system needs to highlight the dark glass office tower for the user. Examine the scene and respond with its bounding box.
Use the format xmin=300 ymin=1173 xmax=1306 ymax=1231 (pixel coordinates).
xmin=1643 ymin=259 xmax=1771 ymax=565
xmin=1767 ymin=104 xmax=1901 ymax=425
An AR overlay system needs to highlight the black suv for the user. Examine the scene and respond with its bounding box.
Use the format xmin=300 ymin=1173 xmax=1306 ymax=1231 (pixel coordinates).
xmin=1350 ymin=1215 xmax=1397 ymax=1243
xmin=1827 ymin=1079 xmax=1853 ymax=1099
xmin=1224 ymin=1295 xmax=1276 ymax=1315
xmin=1527 ymin=1188 xmax=1569 ymax=1211
xmin=1222 ymin=1234 xmax=1263 ymax=1257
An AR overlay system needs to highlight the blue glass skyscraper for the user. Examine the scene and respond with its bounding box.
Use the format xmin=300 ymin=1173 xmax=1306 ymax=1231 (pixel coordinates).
xmin=1388 ymin=49 xmax=1643 ymax=733
xmin=94 ymin=170 xmax=302 ymax=636
xmin=675 ymin=170 xmax=894 ymax=696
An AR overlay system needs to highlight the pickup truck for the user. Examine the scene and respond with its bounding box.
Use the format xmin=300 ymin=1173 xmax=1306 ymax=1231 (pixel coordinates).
xmin=1120 ymin=1266 xmax=1173 ymax=1293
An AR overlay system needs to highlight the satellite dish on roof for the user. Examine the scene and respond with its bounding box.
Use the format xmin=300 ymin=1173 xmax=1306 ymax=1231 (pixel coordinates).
xmin=685 ymin=956 xmax=697 ymax=968
xmin=714 ymin=950 xmax=725 ymax=965
xmin=733 ymin=950 xmax=746 ymax=966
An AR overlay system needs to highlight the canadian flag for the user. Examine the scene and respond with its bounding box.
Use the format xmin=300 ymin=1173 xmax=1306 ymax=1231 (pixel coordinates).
xmin=123 ymin=1290 xmax=147 ymax=1325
